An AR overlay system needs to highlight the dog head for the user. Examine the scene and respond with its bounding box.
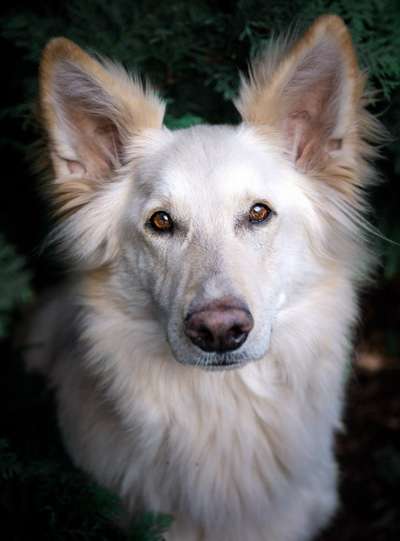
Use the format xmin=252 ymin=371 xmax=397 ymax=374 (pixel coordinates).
xmin=38 ymin=16 xmax=377 ymax=370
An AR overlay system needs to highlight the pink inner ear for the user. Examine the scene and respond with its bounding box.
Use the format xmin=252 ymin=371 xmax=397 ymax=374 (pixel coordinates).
xmin=283 ymin=72 xmax=341 ymax=168
xmin=62 ymin=106 xmax=123 ymax=178
xmin=53 ymin=62 xmax=125 ymax=179
xmin=67 ymin=160 xmax=86 ymax=176
xmin=279 ymin=38 xmax=344 ymax=169
xmin=284 ymin=111 xmax=312 ymax=162
xmin=94 ymin=122 xmax=124 ymax=167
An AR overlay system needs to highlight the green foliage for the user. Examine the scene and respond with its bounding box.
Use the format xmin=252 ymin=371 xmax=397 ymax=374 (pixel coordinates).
xmin=1 ymin=0 xmax=400 ymax=123
xmin=128 ymin=513 xmax=174 ymax=541
xmin=0 ymin=434 xmax=172 ymax=540
xmin=0 ymin=235 xmax=32 ymax=338
xmin=0 ymin=437 xmax=121 ymax=540
xmin=165 ymin=113 xmax=204 ymax=130
xmin=300 ymin=0 xmax=400 ymax=99
xmin=0 ymin=438 xmax=22 ymax=480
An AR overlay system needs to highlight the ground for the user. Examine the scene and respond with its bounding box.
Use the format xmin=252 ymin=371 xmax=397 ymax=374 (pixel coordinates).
xmin=320 ymin=359 xmax=400 ymax=541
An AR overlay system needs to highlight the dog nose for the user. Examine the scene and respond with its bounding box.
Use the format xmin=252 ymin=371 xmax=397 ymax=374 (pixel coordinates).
xmin=184 ymin=298 xmax=254 ymax=353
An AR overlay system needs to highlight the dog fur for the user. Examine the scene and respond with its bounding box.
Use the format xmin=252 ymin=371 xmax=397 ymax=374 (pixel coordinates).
xmin=26 ymin=15 xmax=381 ymax=541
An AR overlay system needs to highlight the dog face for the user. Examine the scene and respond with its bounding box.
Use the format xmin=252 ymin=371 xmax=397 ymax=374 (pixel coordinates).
xmin=39 ymin=16 xmax=376 ymax=369
xmin=120 ymin=125 xmax=318 ymax=368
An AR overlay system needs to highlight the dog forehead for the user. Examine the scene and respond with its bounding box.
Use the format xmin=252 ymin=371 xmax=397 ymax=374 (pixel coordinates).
xmin=151 ymin=125 xmax=284 ymax=199
xmin=133 ymin=124 xmax=311 ymax=220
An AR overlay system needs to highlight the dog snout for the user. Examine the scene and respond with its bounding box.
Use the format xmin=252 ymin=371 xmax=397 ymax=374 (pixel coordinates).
xmin=184 ymin=298 xmax=254 ymax=353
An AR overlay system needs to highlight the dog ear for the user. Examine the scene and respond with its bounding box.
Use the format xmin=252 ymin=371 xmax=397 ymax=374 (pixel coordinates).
xmin=39 ymin=38 xmax=165 ymax=183
xmin=236 ymin=15 xmax=366 ymax=171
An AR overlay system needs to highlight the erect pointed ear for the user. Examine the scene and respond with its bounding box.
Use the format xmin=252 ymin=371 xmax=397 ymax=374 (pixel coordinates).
xmin=236 ymin=15 xmax=365 ymax=171
xmin=39 ymin=38 xmax=165 ymax=182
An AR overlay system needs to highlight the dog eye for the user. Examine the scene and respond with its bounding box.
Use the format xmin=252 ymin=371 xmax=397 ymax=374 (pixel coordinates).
xmin=248 ymin=203 xmax=271 ymax=224
xmin=149 ymin=211 xmax=174 ymax=233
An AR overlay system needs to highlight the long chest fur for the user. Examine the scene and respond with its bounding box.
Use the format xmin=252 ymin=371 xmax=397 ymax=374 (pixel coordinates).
xmin=54 ymin=288 xmax=351 ymax=530
xmin=56 ymin=347 xmax=342 ymax=530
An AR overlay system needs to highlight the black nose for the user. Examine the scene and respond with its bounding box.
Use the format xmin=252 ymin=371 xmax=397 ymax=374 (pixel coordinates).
xmin=184 ymin=297 xmax=254 ymax=353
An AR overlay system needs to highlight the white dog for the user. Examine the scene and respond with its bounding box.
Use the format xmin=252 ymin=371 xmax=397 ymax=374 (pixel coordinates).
xmin=27 ymin=15 xmax=381 ymax=541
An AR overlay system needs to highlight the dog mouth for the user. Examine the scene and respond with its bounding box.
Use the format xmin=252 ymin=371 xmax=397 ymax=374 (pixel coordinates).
xmin=167 ymin=324 xmax=269 ymax=370
xmin=201 ymin=360 xmax=245 ymax=371
xmin=181 ymin=351 xmax=254 ymax=371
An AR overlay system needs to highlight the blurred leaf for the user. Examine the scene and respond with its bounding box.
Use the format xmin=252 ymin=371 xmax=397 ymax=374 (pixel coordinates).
xmin=128 ymin=513 xmax=174 ymax=541
xmin=0 ymin=235 xmax=32 ymax=339
xmin=165 ymin=113 xmax=204 ymax=129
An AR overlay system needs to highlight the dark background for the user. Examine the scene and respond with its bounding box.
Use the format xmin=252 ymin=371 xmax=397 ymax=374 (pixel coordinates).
xmin=0 ymin=1 xmax=399 ymax=539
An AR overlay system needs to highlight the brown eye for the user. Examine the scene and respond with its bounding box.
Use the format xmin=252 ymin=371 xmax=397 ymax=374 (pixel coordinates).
xmin=149 ymin=211 xmax=173 ymax=233
xmin=248 ymin=203 xmax=271 ymax=224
